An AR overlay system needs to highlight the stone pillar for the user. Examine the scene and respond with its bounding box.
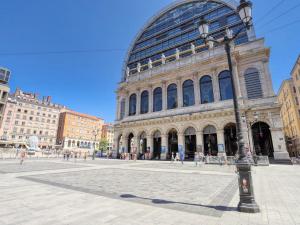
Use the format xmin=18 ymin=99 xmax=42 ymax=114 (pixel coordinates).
xmin=212 ymin=69 xmax=220 ymax=102
xmin=232 ymin=62 xmax=242 ymax=98
xmin=177 ymin=79 xmax=183 ymax=108
xmin=124 ymin=135 xmax=129 ymax=153
xmin=148 ymin=86 xmax=153 ymax=113
xmin=147 ymin=135 xmax=153 ymax=159
xmin=178 ymin=132 xmax=185 ymax=159
xmin=160 ymin=134 xmax=168 ymax=160
xmin=113 ymin=135 xmax=119 ymax=158
xmin=115 ymin=96 xmax=120 ymax=121
xmin=125 ymin=94 xmax=129 ymax=117
xmin=270 ymin=128 xmax=290 ymax=160
xmin=196 ymin=131 xmax=204 ymax=153
xmin=262 ymin=59 xmax=275 ymax=97
xmin=217 ymin=129 xmax=225 ymax=156
xmin=193 ymin=74 xmax=200 ymax=105
xmin=136 ymin=89 xmax=141 ymax=116
xmin=162 ymin=82 xmax=167 ymax=111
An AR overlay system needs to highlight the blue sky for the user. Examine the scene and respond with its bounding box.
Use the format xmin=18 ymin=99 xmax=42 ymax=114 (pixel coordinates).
xmin=0 ymin=0 xmax=299 ymax=122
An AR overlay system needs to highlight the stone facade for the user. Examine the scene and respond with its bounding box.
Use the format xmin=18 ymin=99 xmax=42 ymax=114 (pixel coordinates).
xmin=278 ymin=56 xmax=300 ymax=157
xmin=101 ymin=123 xmax=114 ymax=151
xmin=113 ymin=0 xmax=289 ymax=161
xmin=0 ymin=67 xmax=10 ymax=129
xmin=0 ymin=89 xmax=64 ymax=148
xmin=57 ymin=111 xmax=104 ymax=151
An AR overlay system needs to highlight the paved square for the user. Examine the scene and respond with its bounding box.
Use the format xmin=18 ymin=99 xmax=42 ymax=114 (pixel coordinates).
xmin=0 ymin=161 xmax=88 ymax=173
xmin=21 ymin=168 xmax=237 ymax=217
xmin=0 ymin=159 xmax=299 ymax=225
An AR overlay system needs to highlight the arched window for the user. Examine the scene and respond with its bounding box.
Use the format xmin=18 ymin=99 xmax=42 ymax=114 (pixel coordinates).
xmin=200 ymin=75 xmax=214 ymax=104
xmin=129 ymin=94 xmax=137 ymax=116
xmin=244 ymin=68 xmax=263 ymax=99
xmin=219 ymin=70 xmax=233 ymax=101
xmin=120 ymin=99 xmax=126 ymax=119
xmin=153 ymin=87 xmax=162 ymax=112
xmin=140 ymin=90 xmax=149 ymax=114
xmin=182 ymin=80 xmax=195 ymax=107
xmin=167 ymin=84 xmax=178 ymax=109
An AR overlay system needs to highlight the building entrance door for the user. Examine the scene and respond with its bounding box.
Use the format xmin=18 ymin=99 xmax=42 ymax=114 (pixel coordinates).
xmin=168 ymin=129 xmax=178 ymax=159
xmin=224 ymin=123 xmax=237 ymax=156
xmin=203 ymin=125 xmax=218 ymax=156
xmin=252 ymin=122 xmax=274 ymax=157
xmin=153 ymin=137 xmax=161 ymax=160
xmin=184 ymin=127 xmax=197 ymax=160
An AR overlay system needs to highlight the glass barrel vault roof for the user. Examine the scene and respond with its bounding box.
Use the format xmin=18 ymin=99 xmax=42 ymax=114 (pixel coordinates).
xmin=123 ymin=0 xmax=254 ymax=80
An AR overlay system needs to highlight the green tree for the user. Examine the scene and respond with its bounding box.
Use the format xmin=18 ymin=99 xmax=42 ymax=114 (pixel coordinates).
xmin=99 ymin=139 xmax=109 ymax=152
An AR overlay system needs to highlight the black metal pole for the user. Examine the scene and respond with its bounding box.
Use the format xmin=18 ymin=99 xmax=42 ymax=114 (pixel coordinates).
xmin=224 ymin=40 xmax=260 ymax=213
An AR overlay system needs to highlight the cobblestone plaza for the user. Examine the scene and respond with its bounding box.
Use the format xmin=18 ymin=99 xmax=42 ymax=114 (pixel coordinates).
xmin=0 ymin=159 xmax=299 ymax=225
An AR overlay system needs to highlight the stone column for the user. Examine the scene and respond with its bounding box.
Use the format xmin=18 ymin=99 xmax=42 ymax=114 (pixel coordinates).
xmin=113 ymin=135 xmax=119 ymax=158
xmin=136 ymin=89 xmax=141 ymax=116
xmin=193 ymin=74 xmax=200 ymax=105
xmin=270 ymin=128 xmax=290 ymax=160
xmin=162 ymin=81 xmax=167 ymax=111
xmin=160 ymin=134 xmax=168 ymax=160
xmin=124 ymin=135 xmax=129 ymax=153
xmin=262 ymin=59 xmax=275 ymax=97
xmin=232 ymin=62 xmax=242 ymax=99
xmin=148 ymin=86 xmax=153 ymax=113
xmin=178 ymin=132 xmax=185 ymax=159
xmin=125 ymin=94 xmax=129 ymax=117
xmin=212 ymin=69 xmax=220 ymax=102
xmin=196 ymin=131 xmax=204 ymax=153
xmin=177 ymin=78 xmax=183 ymax=108
xmin=147 ymin=135 xmax=153 ymax=159
xmin=115 ymin=96 xmax=120 ymax=121
xmin=217 ymin=129 xmax=225 ymax=156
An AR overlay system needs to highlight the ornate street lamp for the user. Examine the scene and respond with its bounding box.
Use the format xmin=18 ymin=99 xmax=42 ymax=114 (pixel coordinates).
xmin=198 ymin=0 xmax=259 ymax=213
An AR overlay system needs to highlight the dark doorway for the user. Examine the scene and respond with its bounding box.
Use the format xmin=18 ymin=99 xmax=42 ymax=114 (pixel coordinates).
xmin=203 ymin=126 xmax=218 ymax=156
xmin=139 ymin=132 xmax=147 ymax=159
xmin=252 ymin=122 xmax=274 ymax=157
xmin=168 ymin=129 xmax=178 ymax=159
xmin=224 ymin=123 xmax=237 ymax=156
xmin=153 ymin=137 xmax=161 ymax=160
xmin=184 ymin=127 xmax=196 ymax=160
xmin=127 ymin=133 xmax=134 ymax=153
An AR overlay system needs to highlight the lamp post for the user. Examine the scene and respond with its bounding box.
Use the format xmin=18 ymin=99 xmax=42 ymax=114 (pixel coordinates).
xmin=92 ymin=128 xmax=100 ymax=160
xmin=199 ymin=0 xmax=259 ymax=213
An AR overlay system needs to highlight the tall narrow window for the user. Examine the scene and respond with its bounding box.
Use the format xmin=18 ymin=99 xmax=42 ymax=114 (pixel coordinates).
xmin=200 ymin=75 xmax=214 ymax=104
xmin=244 ymin=68 xmax=263 ymax=99
xmin=129 ymin=94 xmax=137 ymax=116
xmin=140 ymin=90 xmax=149 ymax=114
xmin=153 ymin=87 xmax=162 ymax=112
xmin=120 ymin=99 xmax=125 ymax=119
xmin=182 ymin=80 xmax=195 ymax=107
xmin=219 ymin=70 xmax=233 ymax=100
xmin=167 ymin=84 xmax=178 ymax=109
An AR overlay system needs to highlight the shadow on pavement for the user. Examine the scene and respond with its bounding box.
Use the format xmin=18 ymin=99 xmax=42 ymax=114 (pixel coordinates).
xmin=120 ymin=194 xmax=237 ymax=212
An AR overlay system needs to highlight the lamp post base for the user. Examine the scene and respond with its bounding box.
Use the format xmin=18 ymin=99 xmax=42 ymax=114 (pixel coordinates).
xmin=238 ymin=201 xmax=260 ymax=213
xmin=236 ymin=162 xmax=260 ymax=213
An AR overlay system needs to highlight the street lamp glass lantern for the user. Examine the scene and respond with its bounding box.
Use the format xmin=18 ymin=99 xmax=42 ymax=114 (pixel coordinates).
xmin=198 ymin=17 xmax=209 ymax=39
xmin=237 ymin=0 xmax=253 ymax=25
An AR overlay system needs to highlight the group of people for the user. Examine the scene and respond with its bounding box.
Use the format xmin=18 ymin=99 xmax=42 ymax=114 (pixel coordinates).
xmin=63 ymin=151 xmax=88 ymax=161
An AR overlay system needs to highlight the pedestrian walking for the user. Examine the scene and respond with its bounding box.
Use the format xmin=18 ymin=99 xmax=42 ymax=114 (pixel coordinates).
xmin=170 ymin=152 xmax=175 ymax=163
xmin=20 ymin=150 xmax=26 ymax=165
xmin=194 ymin=152 xmax=200 ymax=167
xmin=83 ymin=152 xmax=87 ymax=161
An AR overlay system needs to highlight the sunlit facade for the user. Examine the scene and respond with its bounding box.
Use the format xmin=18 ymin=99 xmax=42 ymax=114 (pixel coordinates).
xmin=114 ymin=0 xmax=289 ymax=161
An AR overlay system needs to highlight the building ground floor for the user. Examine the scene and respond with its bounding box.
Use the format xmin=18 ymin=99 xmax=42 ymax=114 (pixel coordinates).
xmin=61 ymin=137 xmax=99 ymax=152
xmin=114 ymin=105 xmax=290 ymax=162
